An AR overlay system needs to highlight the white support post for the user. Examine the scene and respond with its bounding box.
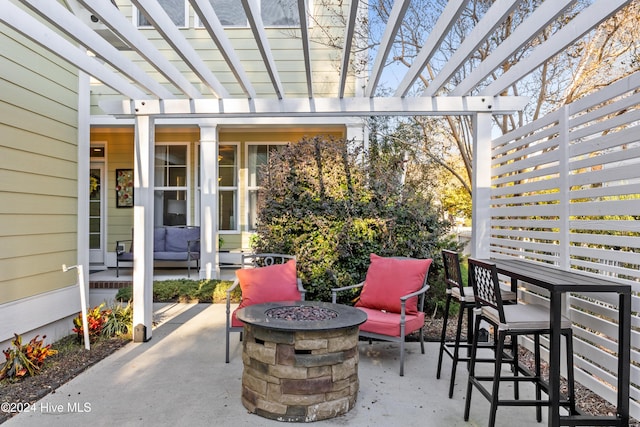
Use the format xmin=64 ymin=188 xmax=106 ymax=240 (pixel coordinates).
xmin=76 ymin=69 xmax=90 ymax=289
xmin=471 ymin=112 xmax=493 ymax=259
xmin=558 ymin=105 xmax=570 ymax=269
xmin=132 ymin=115 xmax=155 ymax=342
xmin=199 ymin=124 xmax=220 ymax=279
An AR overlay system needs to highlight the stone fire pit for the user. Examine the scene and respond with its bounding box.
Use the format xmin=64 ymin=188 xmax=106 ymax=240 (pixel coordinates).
xmin=235 ymin=300 xmax=367 ymax=422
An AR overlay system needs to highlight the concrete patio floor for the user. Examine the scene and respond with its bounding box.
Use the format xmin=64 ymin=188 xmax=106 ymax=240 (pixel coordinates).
xmin=3 ymin=299 xmax=564 ymax=427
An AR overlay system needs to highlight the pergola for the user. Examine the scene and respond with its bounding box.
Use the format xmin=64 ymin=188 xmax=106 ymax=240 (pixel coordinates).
xmin=2 ymin=0 xmax=637 ymax=420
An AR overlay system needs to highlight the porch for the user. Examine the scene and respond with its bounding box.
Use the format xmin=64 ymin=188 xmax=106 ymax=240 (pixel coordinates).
xmin=3 ymin=301 xmax=569 ymax=427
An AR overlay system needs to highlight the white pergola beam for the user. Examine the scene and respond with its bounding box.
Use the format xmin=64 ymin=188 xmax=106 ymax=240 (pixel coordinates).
xmin=365 ymin=0 xmax=410 ymax=97
xmin=190 ymin=0 xmax=256 ymax=99
xmin=395 ymin=0 xmax=469 ymax=97
xmin=78 ymin=0 xmax=202 ymax=99
xmin=338 ymin=0 xmax=360 ymax=98
xmin=101 ymin=95 xmax=530 ymax=118
xmin=298 ymin=0 xmax=313 ymax=98
xmin=0 ymin=0 xmax=147 ymax=100
xmin=131 ymin=0 xmax=229 ymax=98
xmin=451 ymin=0 xmax=576 ymax=96
xmin=242 ymin=0 xmax=285 ymax=99
xmin=422 ymin=0 xmax=520 ymax=97
xmin=481 ymin=0 xmax=630 ymax=96
xmin=18 ymin=0 xmax=174 ymax=99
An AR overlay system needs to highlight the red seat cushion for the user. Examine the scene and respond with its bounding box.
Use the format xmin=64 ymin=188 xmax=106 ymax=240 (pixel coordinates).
xmin=355 ymin=254 xmax=432 ymax=314
xmin=234 ymin=259 xmax=300 ymax=311
xmin=357 ymin=307 xmax=425 ymax=337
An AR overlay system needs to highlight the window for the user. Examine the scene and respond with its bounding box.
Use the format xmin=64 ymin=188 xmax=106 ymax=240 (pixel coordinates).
xmin=261 ymin=0 xmax=299 ymax=27
xmin=218 ymin=144 xmax=238 ymax=230
xmin=209 ymin=0 xmax=247 ymax=27
xmin=200 ymin=0 xmax=305 ymax=28
xmin=155 ymin=145 xmax=188 ymax=226
xmin=247 ymin=143 xmax=285 ymax=230
xmin=137 ymin=0 xmax=187 ymax=27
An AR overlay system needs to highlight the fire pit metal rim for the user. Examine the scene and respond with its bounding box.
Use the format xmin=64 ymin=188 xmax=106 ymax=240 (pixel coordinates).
xmin=236 ymin=300 xmax=367 ymax=331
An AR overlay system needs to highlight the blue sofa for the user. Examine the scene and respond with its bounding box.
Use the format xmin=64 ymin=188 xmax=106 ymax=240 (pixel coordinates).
xmin=116 ymin=226 xmax=200 ymax=277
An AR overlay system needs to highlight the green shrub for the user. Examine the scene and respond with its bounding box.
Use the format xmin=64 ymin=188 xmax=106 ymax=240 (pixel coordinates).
xmin=116 ymin=279 xmax=236 ymax=303
xmin=0 ymin=334 xmax=57 ymax=381
xmin=251 ymin=136 xmax=462 ymax=313
xmin=102 ymin=302 xmax=133 ymax=338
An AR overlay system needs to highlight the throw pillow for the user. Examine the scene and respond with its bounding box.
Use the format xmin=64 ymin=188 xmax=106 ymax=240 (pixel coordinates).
xmin=235 ymin=259 xmax=300 ymax=309
xmin=356 ymin=254 xmax=432 ymax=314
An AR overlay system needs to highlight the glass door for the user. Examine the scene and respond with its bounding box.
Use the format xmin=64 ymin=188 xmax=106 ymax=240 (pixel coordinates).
xmin=89 ymin=163 xmax=105 ymax=264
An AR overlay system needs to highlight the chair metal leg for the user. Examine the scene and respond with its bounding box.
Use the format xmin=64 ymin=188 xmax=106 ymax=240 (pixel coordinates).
xmin=449 ymin=301 xmax=466 ymax=398
xmin=535 ymin=334 xmax=542 ymax=422
xmin=399 ymin=339 xmax=405 ymax=377
xmin=436 ymin=294 xmax=452 ymax=379
xmin=512 ymin=333 xmax=520 ymax=401
xmin=225 ymin=329 xmax=230 ymax=363
xmin=565 ymin=330 xmax=577 ymax=414
xmin=488 ymin=332 xmax=505 ymax=427
xmin=464 ymin=313 xmax=483 ymax=421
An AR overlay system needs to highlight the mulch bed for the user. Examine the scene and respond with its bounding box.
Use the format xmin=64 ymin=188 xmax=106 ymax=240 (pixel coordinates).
xmin=0 ymin=336 xmax=128 ymax=424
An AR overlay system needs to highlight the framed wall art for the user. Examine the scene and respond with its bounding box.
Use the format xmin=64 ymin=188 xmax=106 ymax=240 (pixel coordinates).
xmin=116 ymin=169 xmax=134 ymax=208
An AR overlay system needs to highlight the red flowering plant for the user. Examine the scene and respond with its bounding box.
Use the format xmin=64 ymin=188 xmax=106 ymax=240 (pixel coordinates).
xmin=0 ymin=334 xmax=58 ymax=381
xmin=73 ymin=303 xmax=111 ymax=342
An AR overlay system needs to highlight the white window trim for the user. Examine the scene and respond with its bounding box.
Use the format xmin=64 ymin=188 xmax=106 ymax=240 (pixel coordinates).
xmin=218 ymin=142 xmax=240 ymax=233
xmin=245 ymin=141 xmax=289 ymax=232
xmin=196 ymin=141 xmax=240 ymax=233
xmin=155 ymin=142 xmax=191 ymax=226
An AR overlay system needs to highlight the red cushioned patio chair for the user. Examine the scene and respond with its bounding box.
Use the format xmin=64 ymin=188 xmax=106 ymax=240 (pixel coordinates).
xmin=225 ymin=253 xmax=306 ymax=363
xmin=331 ymin=254 xmax=433 ymax=376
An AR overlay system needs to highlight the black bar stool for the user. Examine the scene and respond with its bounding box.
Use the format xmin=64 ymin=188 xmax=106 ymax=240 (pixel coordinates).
xmin=436 ymin=250 xmax=516 ymax=398
xmin=464 ymin=258 xmax=576 ymax=427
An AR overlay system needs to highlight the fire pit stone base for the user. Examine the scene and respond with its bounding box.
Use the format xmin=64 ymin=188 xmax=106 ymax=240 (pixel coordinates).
xmin=241 ymin=324 xmax=360 ymax=422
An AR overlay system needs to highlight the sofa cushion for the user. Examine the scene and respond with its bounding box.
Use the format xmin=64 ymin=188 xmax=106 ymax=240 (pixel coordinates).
xmin=165 ymin=227 xmax=200 ymax=252
xmin=355 ymin=254 xmax=432 ymax=314
xmin=153 ymin=227 xmax=166 ymax=252
xmin=357 ymin=307 xmax=425 ymax=337
xmin=235 ymin=259 xmax=300 ymax=310
xmin=154 ymin=251 xmax=190 ymax=261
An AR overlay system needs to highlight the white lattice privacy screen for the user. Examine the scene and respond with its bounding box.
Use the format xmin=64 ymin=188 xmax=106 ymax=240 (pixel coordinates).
xmin=490 ymin=72 xmax=640 ymax=419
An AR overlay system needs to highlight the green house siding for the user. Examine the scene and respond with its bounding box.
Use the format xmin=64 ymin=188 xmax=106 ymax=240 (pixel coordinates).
xmin=0 ymin=26 xmax=79 ymax=305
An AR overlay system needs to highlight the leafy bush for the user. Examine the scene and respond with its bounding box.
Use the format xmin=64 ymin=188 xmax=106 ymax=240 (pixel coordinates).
xmin=115 ymin=279 xmax=237 ymax=304
xmin=251 ymin=136 xmax=461 ymax=313
xmin=0 ymin=334 xmax=57 ymax=381
xmin=102 ymin=303 xmax=133 ymax=338
xmin=73 ymin=302 xmax=135 ymax=342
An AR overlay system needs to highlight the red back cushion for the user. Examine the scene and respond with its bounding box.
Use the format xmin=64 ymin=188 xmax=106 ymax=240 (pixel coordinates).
xmin=235 ymin=259 xmax=300 ymax=309
xmin=356 ymin=254 xmax=432 ymax=314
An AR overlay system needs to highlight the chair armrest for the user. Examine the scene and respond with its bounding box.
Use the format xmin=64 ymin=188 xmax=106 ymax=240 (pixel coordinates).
xmin=116 ymin=239 xmax=132 ymax=255
xmin=187 ymin=238 xmax=200 ymax=256
xmin=297 ymin=278 xmax=307 ymax=301
xmin=399 ymin=283 xmax=431 ymax=301
xmin=331 ymin=282 xmax=364 ymax=303
xmin=226 ymin=278 xmax=240 ymax=312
